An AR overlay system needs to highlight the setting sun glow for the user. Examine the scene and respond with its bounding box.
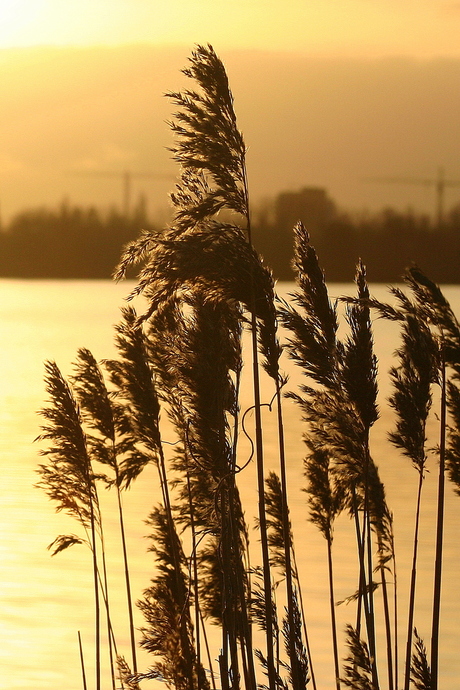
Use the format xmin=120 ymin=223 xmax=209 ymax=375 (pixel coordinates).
xmin=0 ymin=0 xmax=46 ymax=47
xmin=0 ymin=0 xmax=459 ymax=57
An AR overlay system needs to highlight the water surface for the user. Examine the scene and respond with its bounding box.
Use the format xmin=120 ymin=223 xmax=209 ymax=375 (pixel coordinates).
xmin=1 ymin=279 xmax=459 ymax=690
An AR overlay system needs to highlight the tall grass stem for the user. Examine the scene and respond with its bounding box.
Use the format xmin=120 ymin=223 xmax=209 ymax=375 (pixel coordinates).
xmin=431 ymin=351 xmax=447 ymax=690
xmin=78 ymin=631 xmax=88 ymax=690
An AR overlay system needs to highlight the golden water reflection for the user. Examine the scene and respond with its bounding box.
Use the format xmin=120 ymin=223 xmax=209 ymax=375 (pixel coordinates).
xmin=1 ymin=279 xmax=460 ymax=689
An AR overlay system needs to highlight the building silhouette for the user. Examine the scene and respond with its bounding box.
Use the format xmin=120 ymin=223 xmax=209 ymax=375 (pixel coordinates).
xmin=274 ymin=187 xmax=337 ymax=234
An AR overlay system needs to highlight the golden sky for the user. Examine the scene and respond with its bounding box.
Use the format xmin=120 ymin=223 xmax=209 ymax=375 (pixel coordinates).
xmin=2 ymin=0 xmax=460 ymax=57
xmin=2 ymin=1 xmax=460 ymax=221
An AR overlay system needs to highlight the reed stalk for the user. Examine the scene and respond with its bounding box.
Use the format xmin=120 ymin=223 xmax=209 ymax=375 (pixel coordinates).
xmin=244 ymin=156 xmax=277 ymax=690
xmin=326 ymin=521 xmax=340 ymax=690
xmin=98 ymin=527 xmax=116 ymax=690
xmin=249 ymin=304 xmax=277 ymax=690
xmin=291 ymin=548 xmax=317 ymax=690
xmin=186 ymin=468 xmax=202 ymax=690
xmin=89 ymin=495 xmax=101 ymax=690
xmin=304 ymin=448 xmax=343 ymax=690
xmin=404 ymin=469 xmax=424 ymax=690
xmin=78 ymin=630 xmax=88 ymax=690
xmin=430 ymin=349 xmax=447 ymax=690
xmin=115 ymin=486 xmax=137 ymax=673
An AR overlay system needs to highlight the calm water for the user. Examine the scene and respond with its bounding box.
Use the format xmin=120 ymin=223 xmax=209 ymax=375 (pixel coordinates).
xmin=1 ymin=279 xmax=460 ymax=690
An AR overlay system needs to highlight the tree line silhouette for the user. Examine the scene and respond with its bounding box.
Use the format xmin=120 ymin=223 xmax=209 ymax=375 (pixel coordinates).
xmin=1 ymin=195 xmax=459 ymax=282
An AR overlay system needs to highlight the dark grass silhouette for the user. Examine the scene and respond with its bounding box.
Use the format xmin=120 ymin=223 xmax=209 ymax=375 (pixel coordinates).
xmin=37 ymin=44 xmax=460 ymax=690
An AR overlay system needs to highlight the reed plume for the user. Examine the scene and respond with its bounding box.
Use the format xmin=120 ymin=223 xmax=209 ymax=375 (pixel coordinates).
xmin=162 ymin=293 xmax=255 ymax=690
xmin=263 ymin=470 xmax=313 ymax=689
xmin=280 ymin=226 xmax=392 ymax=688
xmin=167 ymin=44 xmax=248 ymax=222
xmin=388 ymin=312 xmax=437 ymax=468
xmin=71 ymin=346 xmax=140 ymax=674
xmin=114 ymin=264 xmax=255 ymax=689
xmin=36 ymin=360 xmax=103 ymax=690
xmin=364 ymin=269 xmax=441 ymax=690
xmin=389 ymin=307 xmax=437 ymax=690
xmin=138 ymin=504 xmax=203 ymax=690
xmin=104 ymin=306 xmax=162 ymax=487
xmin=264 ymin=471 xmax=294 ymax=574
xmin=37 ymin=361 xmax=98 ymax=527
xmin=403 ymin=272 xmax=460 ymax=665
xmin=107 ymin=304 xmax=203 ymax=683
xmin=341 ymin=625 xmax=377 ymax=690
xmin=410 ymin=629 xmax=431 ymax=690
xmin=305 ymin=446 xmax=345 ymax=690
xmin=279 ymin=222 xmax=339 ymax=390
xmin=281 ymin=590 xmax=309 ymax=690
xmin=404 ymin=269 xmax=460 ymax=690
xmin=114 ymin=44 xmax=293 ymax=690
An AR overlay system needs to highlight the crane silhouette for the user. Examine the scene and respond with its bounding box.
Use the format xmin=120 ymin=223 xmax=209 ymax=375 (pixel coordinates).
xmin=68 ymin=169 xmax=175 ymax=217
xmin=365 ymin=167 xmax=460 ymax=227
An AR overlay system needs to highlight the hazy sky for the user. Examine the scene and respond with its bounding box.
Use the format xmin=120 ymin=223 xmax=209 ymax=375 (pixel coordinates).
xmin=1 ymin=1 xmax=460 ymax=222
xmin=2 ymin=0 xmax=460 ymax=57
